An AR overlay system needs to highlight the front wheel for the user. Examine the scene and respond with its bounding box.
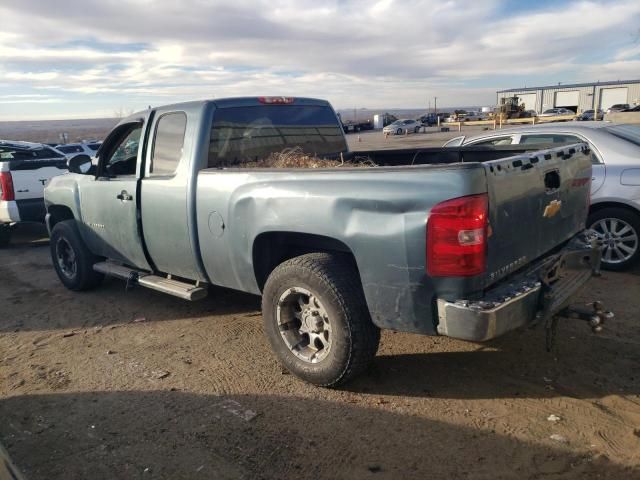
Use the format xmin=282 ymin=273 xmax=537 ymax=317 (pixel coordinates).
xmin=396 ymin=128 xmax=402 ymax=135
xmin=262 ymin=253 xmax=380 ymax=387
xmin=588 ymin=208 xmax=640 ymax=271
xmin=50 ymin=220 xmax=104 ymax=291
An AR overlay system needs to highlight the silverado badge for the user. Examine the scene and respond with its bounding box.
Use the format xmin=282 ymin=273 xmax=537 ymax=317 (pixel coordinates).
xmin=543 ymin=199 xmax=562 ymax=218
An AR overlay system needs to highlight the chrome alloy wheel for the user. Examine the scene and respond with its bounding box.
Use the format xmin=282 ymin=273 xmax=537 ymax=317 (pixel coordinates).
xmin=591 ymin=217 xmax=639 ymax=265
xmin=276 ymin=287 xmax=332 ymax=363
xmin=55 ymin=237 xmax=77 ymax=279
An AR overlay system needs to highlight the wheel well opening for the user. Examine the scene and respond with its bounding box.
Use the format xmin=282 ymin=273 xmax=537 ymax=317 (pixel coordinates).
xmin=589 ymin=202 xmax=640 ymax=218
xmin=252 ymin=232 xmax=359 ymax=291
xmin=47 ymin=205 xmax=75 ymax=229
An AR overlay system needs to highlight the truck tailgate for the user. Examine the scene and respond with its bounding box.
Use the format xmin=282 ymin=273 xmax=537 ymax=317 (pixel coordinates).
xmin=483 ymin=144 xmax=592 ymax=286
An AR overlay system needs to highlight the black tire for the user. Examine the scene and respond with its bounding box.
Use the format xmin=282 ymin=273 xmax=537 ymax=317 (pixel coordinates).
xmin=396 ymin=128 xmax=402 ymax=135
xmin=50 ymin=220 xmax=104 ymax=290
xmin=262 ymin=252 xmax=380 ymax=387
xmin=414 ymin=126 xmax=420 ymax=133
xmin=0 ymin=224 xmax=11 ymax=248
xmin=588 ymin=207 xmax=640 ymax=271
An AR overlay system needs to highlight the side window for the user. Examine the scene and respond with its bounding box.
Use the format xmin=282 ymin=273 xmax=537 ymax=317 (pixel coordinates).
xmin=58 ymin=145 xmax=83 ymax=154
xmin=443 ymin=136 xmax=464 ymax=147
xmin=103 ymin=125 xmax=142 ymax=176
xmin=470 ymin=136 xmax=513 ymax=146
xmin=520 ymin=134 xmax=601 ymax=164
xmin=520 ymin=134 xmax=580 ymax=145
xmin=151 ymin=112 xmax=187 ymax=175
xmin=35 ymin=147 xmax=64 ymax=159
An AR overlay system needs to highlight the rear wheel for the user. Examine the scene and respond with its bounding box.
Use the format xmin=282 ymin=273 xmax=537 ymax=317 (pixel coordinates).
xmin=262 ymin=253 xmax=380 ymax=387
xmin=396 ymin=128 xmax=402 ymax=135
xmin=414 ymin=126 xmax=420 ymax=133
xmin=588 ymin=207 xmax=640 ymax=271
xmin=50 ymin=220 xmax=104 ymax=290
xmin=0 ymin=224 xmax=11 ymax=248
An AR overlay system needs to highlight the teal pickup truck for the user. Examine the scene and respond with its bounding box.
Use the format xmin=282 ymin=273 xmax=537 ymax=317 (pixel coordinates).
xmin=44 ymin=97 xmax=607 ymax=386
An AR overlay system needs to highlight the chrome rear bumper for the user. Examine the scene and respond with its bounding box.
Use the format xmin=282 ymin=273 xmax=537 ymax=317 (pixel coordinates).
xmin=436 ymin=231 xmax=601 ymax=341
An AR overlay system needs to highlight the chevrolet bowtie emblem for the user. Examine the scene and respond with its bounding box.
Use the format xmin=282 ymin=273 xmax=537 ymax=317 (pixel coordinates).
xmin=543 ymin=199 xmax=562 ymax=218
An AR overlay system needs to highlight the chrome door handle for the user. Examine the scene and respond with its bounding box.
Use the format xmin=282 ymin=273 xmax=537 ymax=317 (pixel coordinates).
xmin=116 ymin=190 xmax=133 ymax=201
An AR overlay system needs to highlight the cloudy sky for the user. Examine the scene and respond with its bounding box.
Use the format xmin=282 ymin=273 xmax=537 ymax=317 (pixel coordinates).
xmin=0 ymin=0 xmax=639 ymax=120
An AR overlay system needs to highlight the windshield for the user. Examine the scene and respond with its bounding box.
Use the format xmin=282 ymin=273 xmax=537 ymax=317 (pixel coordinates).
xmin=208 ymin=105 xmax=347 ymax=167
xmin=605 ymin=124 xmax=640 ymax=147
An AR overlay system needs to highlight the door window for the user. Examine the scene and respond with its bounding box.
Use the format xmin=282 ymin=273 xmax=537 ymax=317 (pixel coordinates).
xmin=103 ymin=125 xmax=142 ymax=176
xmin=469 ymin=136 xmax=513 ymax=146
xmin=151 ymin=112 xmax=187 ymax=175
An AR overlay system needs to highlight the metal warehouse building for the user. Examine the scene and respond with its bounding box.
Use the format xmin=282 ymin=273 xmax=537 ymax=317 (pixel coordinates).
xmin=497 ymin=79 xmax=640 ymax=114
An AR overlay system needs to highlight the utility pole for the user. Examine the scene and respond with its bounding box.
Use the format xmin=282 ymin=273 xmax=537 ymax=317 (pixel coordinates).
xmin=434 ymin=96 xmax=438 ymax=115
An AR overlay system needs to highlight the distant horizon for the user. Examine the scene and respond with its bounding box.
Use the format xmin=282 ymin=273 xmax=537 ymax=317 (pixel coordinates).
xmin=0 ymin=105 xmax=487 ymax=123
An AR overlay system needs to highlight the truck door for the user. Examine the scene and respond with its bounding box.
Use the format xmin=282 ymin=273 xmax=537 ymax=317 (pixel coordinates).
xmin=78 ymin=121 xmax=151 ymax=270
xmin=139 ymin=110 xmax=204 ymax=281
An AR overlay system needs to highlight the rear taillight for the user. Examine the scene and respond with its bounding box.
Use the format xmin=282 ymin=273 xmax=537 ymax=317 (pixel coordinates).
xmin=427 ymin=193 xmax=488 ymax=277
xmin=0 ymin=171 xmax=15 ymax=201
xmin=258 ymin=96 xmax=295 ymax=104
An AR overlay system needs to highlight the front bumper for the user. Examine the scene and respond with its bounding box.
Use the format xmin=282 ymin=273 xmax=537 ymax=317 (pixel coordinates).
xmin=436 ymin=231 xmax=601 ymax=341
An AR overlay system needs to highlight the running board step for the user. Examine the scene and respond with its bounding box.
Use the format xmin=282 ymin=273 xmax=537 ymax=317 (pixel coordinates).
xmin=93 ymin=262 xmax=208 ymax=301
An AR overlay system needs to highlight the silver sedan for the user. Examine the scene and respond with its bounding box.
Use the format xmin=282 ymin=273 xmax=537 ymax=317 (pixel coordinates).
xmin=383 ymin=119 xmax=422 ymax=135
xmin=444 ymin=122 xmax=640 ymax=270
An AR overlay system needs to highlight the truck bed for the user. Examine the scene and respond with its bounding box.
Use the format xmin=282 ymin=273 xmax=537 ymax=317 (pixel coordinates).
xmin=196 ymin=143 xmax=593 ymax=334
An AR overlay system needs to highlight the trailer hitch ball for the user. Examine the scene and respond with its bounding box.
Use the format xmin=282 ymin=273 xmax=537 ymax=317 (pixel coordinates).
xmin=558 ymin=301 xmax=613 ymax=334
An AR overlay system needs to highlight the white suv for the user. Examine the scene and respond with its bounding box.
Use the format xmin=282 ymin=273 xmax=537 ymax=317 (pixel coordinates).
xmin=0 ymin=141 xmax=68 ymax=246
xmin=54 ymin=142 xmax=101 ymax=158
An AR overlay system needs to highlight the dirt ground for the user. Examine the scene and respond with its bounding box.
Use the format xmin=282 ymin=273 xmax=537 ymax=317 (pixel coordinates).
xmin=1 ymin=225 xmax=639 ymax=479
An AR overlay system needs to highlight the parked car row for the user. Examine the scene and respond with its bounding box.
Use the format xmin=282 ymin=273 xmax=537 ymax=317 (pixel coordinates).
xmin=0 ymin=140 xmax=101 ymax=246
xmin=0 ymin=140 xmax=69 ymax=246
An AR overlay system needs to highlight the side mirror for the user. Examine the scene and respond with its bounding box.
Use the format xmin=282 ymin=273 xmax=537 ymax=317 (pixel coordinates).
xmin=67 ymin=154 xmax=93 ymax=174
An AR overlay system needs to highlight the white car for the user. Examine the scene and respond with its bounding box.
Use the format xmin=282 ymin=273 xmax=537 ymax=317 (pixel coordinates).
xmin=538 ymin=108 xmax=574 ymax=117
xmin=383 ymin=119 xmax=422 ymax=135
xmin=458 ymin=111 xmax=483 ymax=121
xmin=0 ymin=141 xmax=68 ymax=246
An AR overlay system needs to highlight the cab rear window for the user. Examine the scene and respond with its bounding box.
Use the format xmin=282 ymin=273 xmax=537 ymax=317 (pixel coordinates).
xmin=208 ymin=105 xmax=347 ymax=167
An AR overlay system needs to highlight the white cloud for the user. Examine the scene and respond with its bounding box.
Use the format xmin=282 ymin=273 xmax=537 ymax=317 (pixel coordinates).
xmin=0 ymin=0 xmax=638 ymax=119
